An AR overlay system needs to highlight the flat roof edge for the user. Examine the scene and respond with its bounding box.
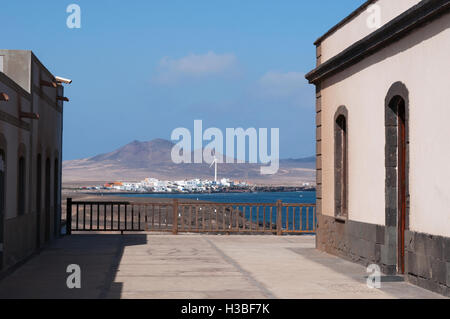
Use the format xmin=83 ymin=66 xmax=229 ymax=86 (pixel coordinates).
xmin=0 ymin=71 xmax=32 ymax=100
xmin=0 ymin=50 xmax=57 ymax=80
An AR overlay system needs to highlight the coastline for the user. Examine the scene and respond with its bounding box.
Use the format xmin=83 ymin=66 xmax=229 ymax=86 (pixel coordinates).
xmin=63 ymin=186 xmax=316 ymax=197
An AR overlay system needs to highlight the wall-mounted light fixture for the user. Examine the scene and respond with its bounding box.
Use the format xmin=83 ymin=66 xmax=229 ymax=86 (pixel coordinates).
xmin=0 ymin=92 xmax=9 ymax=101
xmin=56 ymin=96 xmax=70 ymax=102
xmin=40 ymin=80 xmax=57 ymax=88
xmin=20 ymin=112 xmax=40 ymax=120
xmin=55 ymin=76 xmax=72 ymax=84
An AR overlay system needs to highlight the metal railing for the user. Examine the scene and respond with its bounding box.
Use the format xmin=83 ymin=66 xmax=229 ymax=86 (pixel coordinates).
xmin=66 ymin=198 xmax=316 ymax=235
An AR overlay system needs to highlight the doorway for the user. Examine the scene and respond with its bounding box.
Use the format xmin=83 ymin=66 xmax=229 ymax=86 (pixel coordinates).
xmin=397 ymin=99 xmax=407 ymax=274
xmin=385 ymin=90 xmax=409 ymax=275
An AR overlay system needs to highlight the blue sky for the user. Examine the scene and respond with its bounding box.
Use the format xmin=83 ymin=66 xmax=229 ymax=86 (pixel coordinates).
xmin=0 ymin=0 xmax=366 ymax=160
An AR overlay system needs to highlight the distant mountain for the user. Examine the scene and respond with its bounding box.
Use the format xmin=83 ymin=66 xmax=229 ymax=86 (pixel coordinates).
xmin=279 ymin=157 xmax=316 ymax=167
xmin=63 ymin=139 xmax=315 ymax=186
xmin=90 ymin=139 xmax=175 ymax=167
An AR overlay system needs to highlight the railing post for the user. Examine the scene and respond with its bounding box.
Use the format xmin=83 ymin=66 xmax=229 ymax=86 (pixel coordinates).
xmin=276 ymin=200 xmax=282 ymax=236
xmin=66 ymin=198 xmax=72 ymax=236
xmin=172 ymin=199 xmax=179 ymax=235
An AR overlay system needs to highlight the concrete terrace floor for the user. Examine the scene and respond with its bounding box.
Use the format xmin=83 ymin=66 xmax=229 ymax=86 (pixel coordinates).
xmin=0 ymin=234 xmax=445 ymax=299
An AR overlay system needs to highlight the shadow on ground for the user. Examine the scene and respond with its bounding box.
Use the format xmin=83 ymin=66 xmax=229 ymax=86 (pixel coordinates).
xmin=0 ymin=234 xmax=445 ymax=299
xmin=0 ymin=234 xmax=147 ymax=299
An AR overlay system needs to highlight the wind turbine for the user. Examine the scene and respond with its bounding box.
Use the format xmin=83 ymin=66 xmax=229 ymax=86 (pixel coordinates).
xmin=209 ymin=156 xmax=218 ymax=183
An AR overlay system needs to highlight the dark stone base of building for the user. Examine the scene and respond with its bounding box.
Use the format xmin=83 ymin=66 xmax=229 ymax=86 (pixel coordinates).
xmin=316 ymin=213 xmax=450 ymax=297
xmin=405 ymin=230 xmax=450 ymax=297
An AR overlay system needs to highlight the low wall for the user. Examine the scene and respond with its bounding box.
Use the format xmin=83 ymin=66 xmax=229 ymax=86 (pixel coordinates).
xmin=316 ymin=213 xmax=449 ymax=296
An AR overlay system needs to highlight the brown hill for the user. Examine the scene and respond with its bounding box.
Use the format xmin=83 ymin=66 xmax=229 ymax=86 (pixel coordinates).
xmin=62 ymin=139 xmax=315 ymax=186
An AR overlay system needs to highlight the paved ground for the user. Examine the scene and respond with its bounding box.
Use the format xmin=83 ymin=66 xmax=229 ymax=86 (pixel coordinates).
xmin=0 ymin=234 xmax=445 ymax=299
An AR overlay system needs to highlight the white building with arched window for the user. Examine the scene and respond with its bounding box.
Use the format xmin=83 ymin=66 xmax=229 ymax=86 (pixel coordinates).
xmin=306 ymin=0 xmax=450 ymax=296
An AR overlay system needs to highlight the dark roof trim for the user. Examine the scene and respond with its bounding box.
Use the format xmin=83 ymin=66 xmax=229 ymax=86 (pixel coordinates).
xmin=0 ymin=110 xmax=31 ymax=131
xmin=314 ymin=0 xmax=376 ymax=45
xmin=0 ymin=72 xmax=32 ymax=101
xmin=306 ymin=0 xmax=450 ymax=84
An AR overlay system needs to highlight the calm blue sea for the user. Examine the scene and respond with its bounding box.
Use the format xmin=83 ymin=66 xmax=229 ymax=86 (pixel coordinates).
xmin=120 ymin=191 xmax=316 ymax=232
xmin=119 ymin=191 xmax=316 ymax=204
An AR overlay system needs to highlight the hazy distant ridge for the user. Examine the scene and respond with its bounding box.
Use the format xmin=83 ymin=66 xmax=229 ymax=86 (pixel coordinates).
xmin=63 ymin=139 xmax=315 ymax=186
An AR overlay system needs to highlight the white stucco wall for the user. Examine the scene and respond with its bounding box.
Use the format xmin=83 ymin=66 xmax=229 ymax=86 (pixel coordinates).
xmin=320 ymin=13 xmax=450 ymax=237
xmin=320 ymin=0 xmax=422 ymax=63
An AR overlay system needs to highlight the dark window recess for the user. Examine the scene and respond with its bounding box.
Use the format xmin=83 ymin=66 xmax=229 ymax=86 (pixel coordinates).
xmin=0 ymin=150 xmax=4 ymax=270
xmin=36 ymin=154 xmax=42 ymax=248
xmin=54 ymin=159 xmax=59 ymax=236
xmin=0 ymin=150 xmax=5 ymax=214
xmin=335 ymin=113 xmax=348 ymax=219
xmin=45 ymin=158 xmax=51 ymax=242
xmin=18 ymin=156 xmax=26 ymax=215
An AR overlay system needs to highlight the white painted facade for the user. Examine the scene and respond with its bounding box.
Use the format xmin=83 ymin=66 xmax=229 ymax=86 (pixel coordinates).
xmin=317 ymin=2 xmax=450 ymax=238
xmin=320 ymin=0 xmax=422 ymax=63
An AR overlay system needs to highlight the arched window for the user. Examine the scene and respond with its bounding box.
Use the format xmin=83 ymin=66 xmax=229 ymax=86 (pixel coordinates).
xmin=45 ymin=158 xmax=51 ymax=242
xmin=36 ymin=154 xmax=42 ymax=248
xmin=334 ymin=106 xmax=348 ymax=219
xmin=18 ymin=156 xmax=26 ymax=216
xmin=53 ymin=158 xmax=59 ymax=237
